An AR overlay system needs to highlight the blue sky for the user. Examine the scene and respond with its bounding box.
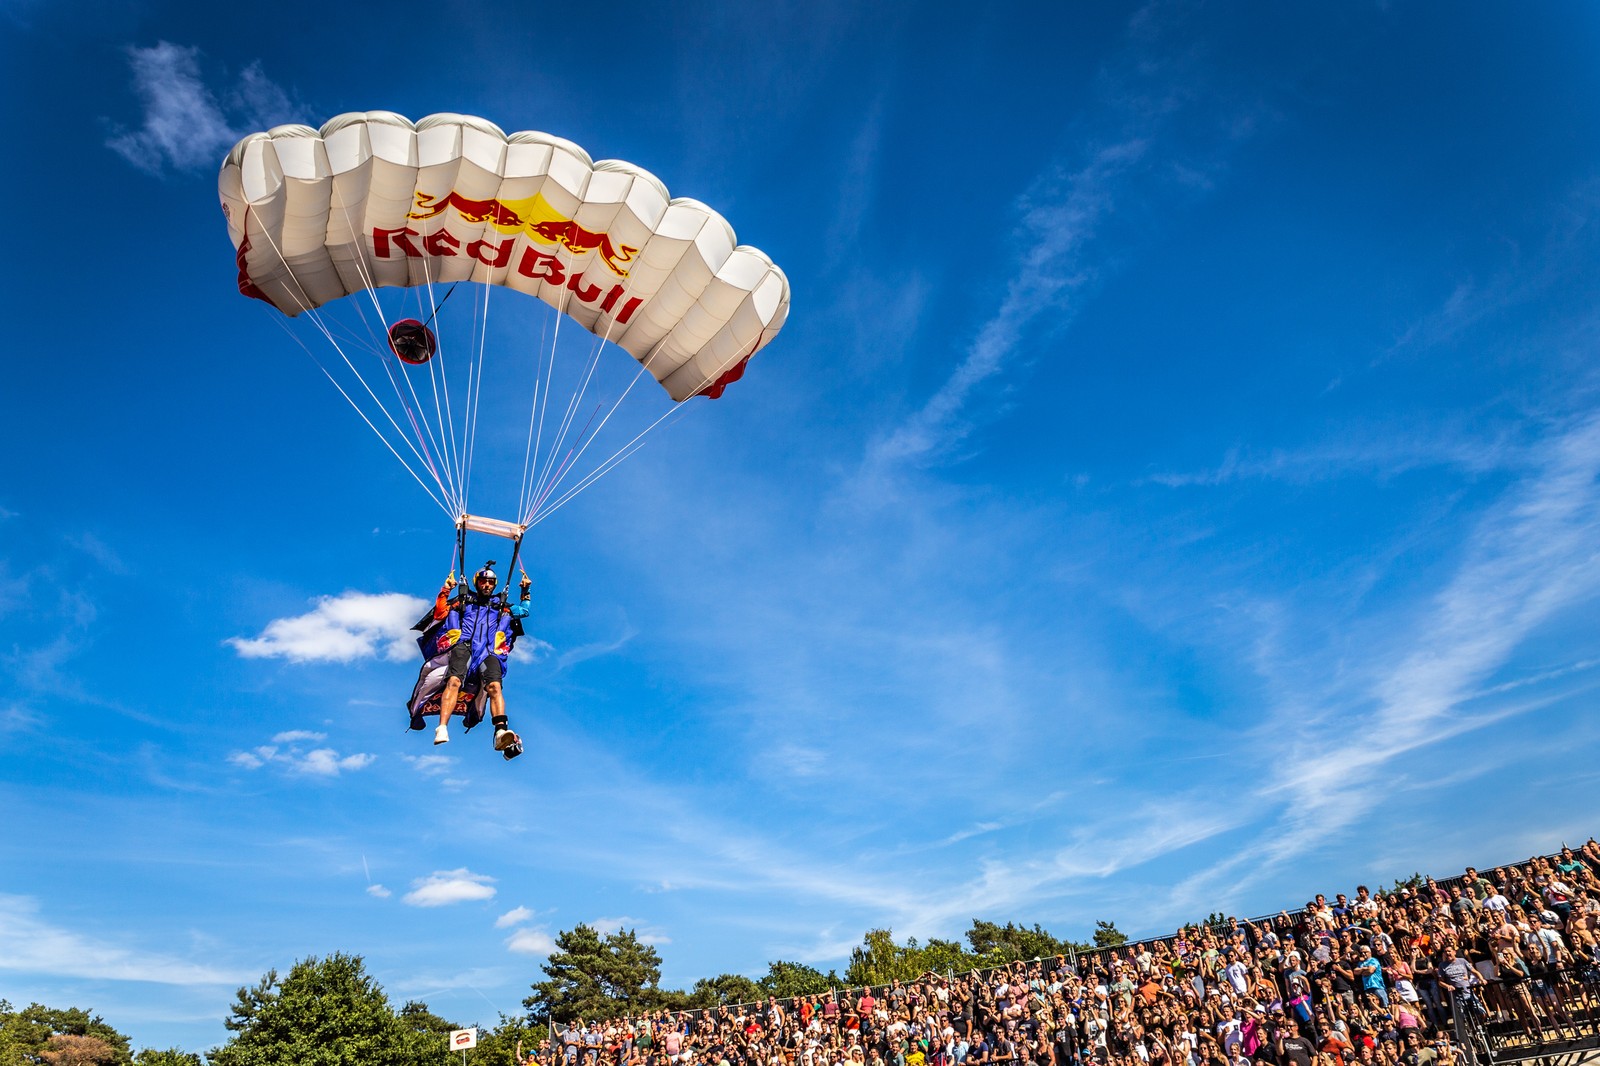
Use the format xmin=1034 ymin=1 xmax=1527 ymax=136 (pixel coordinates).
xmin=4 ymin=0 xmax=1600 ymax=1055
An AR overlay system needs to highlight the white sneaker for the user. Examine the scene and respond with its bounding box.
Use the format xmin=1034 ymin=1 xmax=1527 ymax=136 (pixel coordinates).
xmin=433 ymin=723 xmax=449 ymax=745
xmin=493 ymin=728 xmax=516 ymax=751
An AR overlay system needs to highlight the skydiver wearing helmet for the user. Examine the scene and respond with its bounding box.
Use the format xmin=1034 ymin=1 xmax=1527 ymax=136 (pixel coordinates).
xmin=429 ymin=561 xmax=531 ymax=758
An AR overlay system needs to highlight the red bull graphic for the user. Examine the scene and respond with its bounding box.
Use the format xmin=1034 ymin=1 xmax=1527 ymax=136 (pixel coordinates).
xmin=373 ymin=223 xmax=644 ymax=325
xmin=407 ymin=191 xmax=639 ymax=277
xmin=525 ymin=218 xmax=638 ymax=276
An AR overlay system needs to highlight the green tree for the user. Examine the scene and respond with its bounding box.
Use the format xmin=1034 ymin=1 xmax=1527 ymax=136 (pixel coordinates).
xmin=473 ymin=1013 xmax=547 ymax=1066
xmin=134 ymin=1051 xmax=203 ymax=1066
xmin=915 ymin=938 xmax=976 ymax=977
xmin=965 ymin=921 xmax=1072 ymax=963
xmin=1092 ymin=921 xmax=1127 ymax=949
xmin=689 ymin=974 xmax=765 ymax=1008
xmin=0 ymin=1003 xmax=132 ymax=1066
xmin=394 ymin=1001 xmax=461 ymax=1065
xmin=845 ymin=929 xmax=922 ymax=986
xmin=759 ymin=961 xmax=840 ymax=999
xmin=208 ymin=952 xmax=417 ymax=1066
xmin=0 ymin=999 xmax=47 ymax=1066
xmin=525 ymin=925 xmax=668 ymax=1023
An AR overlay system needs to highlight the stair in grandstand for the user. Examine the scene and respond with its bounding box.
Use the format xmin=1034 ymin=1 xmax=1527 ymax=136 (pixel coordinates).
xmin=1473 ymin=1016 xmax=1600 ymax=1066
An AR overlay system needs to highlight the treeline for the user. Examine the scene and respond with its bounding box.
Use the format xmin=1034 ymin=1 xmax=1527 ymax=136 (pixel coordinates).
xmin=0 ymin=918 xmax=1124 ymax=1065
xmin=526 ymin=919 xmax=1126 ymax=1021
xmin=0 ymin=1002 xmax=194 ymax=1065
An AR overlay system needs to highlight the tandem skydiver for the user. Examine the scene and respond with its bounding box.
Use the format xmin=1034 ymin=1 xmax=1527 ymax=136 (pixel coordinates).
xmin=408 ymin=561 xmax=530 ymax=760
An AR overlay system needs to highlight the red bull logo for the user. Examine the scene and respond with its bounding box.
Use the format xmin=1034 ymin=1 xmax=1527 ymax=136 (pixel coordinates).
xmin=406 ymin=190 xmax=639 ymax=277
xmin=375 ymin=191 xmax=646 ymax=325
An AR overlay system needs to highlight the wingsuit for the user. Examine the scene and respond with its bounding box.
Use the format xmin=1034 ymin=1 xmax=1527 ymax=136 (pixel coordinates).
xmin=406 ymin=566 xmax=527 ymax=734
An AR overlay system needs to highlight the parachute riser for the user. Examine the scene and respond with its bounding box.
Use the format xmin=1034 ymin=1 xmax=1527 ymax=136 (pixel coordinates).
xmin=454 ymin=513 xmax=528 ymax=601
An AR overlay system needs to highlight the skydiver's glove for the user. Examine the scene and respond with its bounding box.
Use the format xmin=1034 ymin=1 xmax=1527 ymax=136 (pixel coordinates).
xmin=443 ymin=572 xmax=457 ymax=593
xmin=520 ymin=571 xmax=532 ymax=599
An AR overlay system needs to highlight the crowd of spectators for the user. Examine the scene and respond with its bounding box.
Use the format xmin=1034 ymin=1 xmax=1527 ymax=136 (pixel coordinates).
xmin=523 ymin=843 xmax=1600 ymax=1066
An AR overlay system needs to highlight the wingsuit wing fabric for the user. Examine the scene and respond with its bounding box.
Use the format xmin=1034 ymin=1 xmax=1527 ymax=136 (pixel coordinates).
xmin=405 ymin=601 xmax=518 ymax=729
xmin=219 ymin=111 xmax=790 ymax=401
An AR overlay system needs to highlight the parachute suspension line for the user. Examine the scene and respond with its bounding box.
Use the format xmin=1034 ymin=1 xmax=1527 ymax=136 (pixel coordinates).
xmin=370 ymin=313 xmax=459 ymax=514
xmin=414 ymin=263 xmax=467 ymax=515
xmin=461 ymin=282 xmax=493 ymax=510
xmin=408 ymin=278 xmax=469 ymax=514
xmin=324 ymin=198 xmax=466 ymax=514
xmin=523 ymin=217 xmax=684 ymax=524
xmin=442 ymin=279 xmax=481 ymax=508
xmin=297 ymin=307 xmax=460 ymax=513
xmin=530 ymin=337 xmax=764 ymax=526
xmin=524 ymin=309 xmax=688 ymax=523
xmin=527 ymin=278 xmax=581 ymax=517
xmin=516 ymin=304 xmax=556 ymax=524
xmin=525 ymin=400 xmax=605 ymax=521
xmin=341 ymin=284 xmax=459 ymax=513
xmin=246 ymin=216 xmax=458 ymax=513
xmin=530 ymin=245 xmax=642 ymax=513
xmin=267 ymin=314 xmax=454 ymax=518
xmin=329 ymin=200 xmax=460 ymax=512
xmin=528 ymin=328 xmax=609 ymax=519
xmin=529 ymin=400 xmax=693 ymax=528
xmin=523 ymin=307 xmax=635 ymax=523
xmin=395 ymin=202 xmax=470 ymax=514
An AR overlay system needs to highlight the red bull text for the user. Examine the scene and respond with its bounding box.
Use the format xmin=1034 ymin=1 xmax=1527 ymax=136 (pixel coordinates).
xmin=374 ymin=223 xmax=644 ymax=324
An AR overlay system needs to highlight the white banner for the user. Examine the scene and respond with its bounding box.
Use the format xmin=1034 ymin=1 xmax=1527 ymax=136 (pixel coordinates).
xmin=451 ymin=1028 xmax=478 ymax=1050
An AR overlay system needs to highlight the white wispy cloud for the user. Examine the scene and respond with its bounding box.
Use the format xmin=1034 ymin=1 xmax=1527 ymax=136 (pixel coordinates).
xmin=404 ymin=869 xmax=497 ymax=907
xmin=0 ymin=894 xmax=245 ymax=986
xmin=861 ymin=4 xmax=1241 ymax=480
xmin=106 ymin=43 xmax=295 ymax=174
xmin=228 ymin=737 xmax=376 ymax=777
xmin=556 ymin=622 xmax=637 ymax=671
xmin=1159 ymin=409 xmax=1600 ymax=915
xmin=496 ymin=906 xmax=533 ymax=928
xmin=66 ymin=531 xmax=129 ymax=575
xmin=299 ymin=748 xmax=377 ymax=775
xmin=1277 ymin=411 xmax=1600 ymax=812
xmin=404 ymin=753 xmax=457 ymax=777
xmin=506 ymin=927 xmax=557 ymax=955
xmin=590 ymin=915 xmax=672 ymax=945
xmin=1144 ymin=427 xmax=1521 ymax=487
xmin=367 ymin=884 xmax=392 ymax=899
xmin=866 ymin=138 xmax=1147 ymax=474
xmin=228 ymin=591 xmax=428 ymax=663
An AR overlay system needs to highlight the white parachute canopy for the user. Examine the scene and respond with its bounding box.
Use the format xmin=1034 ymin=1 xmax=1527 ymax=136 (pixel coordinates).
xmin=218 ymin=112 xmax=791 ymax=527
